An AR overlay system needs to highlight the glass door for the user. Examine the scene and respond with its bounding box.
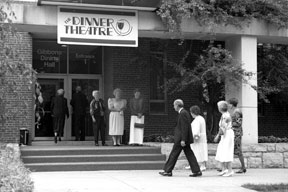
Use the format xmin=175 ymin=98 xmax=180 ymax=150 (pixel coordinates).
xmin=34 ymin=77 xmax=68 ymax=140
xmin=68 ymin=75 xmax=102 ymax=140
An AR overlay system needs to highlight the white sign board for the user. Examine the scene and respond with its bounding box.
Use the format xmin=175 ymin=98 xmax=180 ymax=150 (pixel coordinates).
xmin=57 ymin=7 xmax=138 ymax=47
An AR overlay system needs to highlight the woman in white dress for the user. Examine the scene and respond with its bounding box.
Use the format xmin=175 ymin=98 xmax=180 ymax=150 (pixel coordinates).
xmin=189 ymin=105 xmax=208 ymax=171
xmin=108 ymin=88 xmax=127 ymax=146
xmin=129 ymin=89 xmax=145 ymax=146
xmin=215 ymin=101 xmax=235 ymax=177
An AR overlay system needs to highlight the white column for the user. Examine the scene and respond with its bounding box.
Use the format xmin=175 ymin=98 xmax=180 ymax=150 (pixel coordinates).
xmin=225 ymin=36 xmax=258 ymax=144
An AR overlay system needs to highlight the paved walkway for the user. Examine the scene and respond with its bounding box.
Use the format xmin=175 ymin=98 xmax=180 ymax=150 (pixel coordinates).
xmin=31 ymin=169 xmax=288 ymax=192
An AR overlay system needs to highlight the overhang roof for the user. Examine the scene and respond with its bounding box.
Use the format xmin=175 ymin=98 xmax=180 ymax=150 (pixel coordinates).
xmin=37 ymin=0 xmax=160 ymax=11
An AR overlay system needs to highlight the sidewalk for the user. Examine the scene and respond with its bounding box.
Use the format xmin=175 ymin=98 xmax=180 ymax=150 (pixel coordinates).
xmin=31 ymin=169 xmax=288 ymax=192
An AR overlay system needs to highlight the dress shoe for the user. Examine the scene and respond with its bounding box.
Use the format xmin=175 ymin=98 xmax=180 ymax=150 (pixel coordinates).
xmin=189 ymin=171 xmax=202 ymax=177
xmin=222 ymin=171 xmax=234 ymax=177
xmin=217 ymin=169 xmax=228 ymax=176
xmin=102 ymin=143 xmax=108 ymax=146
xmin=58 ymin=137 xmax=61 ymax=142
xmin=159 ymin=171 xmax=172 ymax=177
xmin=95 ymin=143 xmax=99 ymax=146
xmin=236 ymin=169 xmax=247 ymax=174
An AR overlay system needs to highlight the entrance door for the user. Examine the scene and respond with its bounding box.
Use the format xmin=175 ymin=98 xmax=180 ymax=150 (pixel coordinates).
xmin=34 ymin=77 xmax=67 ymax=140
xmin=68 ymin=76 xmax=102 ymax=140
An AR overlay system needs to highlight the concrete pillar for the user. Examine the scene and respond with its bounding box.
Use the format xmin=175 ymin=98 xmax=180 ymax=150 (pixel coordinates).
xmin=225 ymin=36 xmax=258 ymax=144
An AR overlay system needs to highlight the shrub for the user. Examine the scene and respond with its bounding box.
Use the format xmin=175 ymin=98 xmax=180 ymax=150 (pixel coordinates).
xmin=258 ymin=136 xmax=288 ymax=143
xmin=144 ymin=134 xmax=288 ymax=143
xmin=0 ymin=144 xmax=34 ymax=192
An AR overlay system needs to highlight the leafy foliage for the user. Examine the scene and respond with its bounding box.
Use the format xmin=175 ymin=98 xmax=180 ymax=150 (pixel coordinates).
xmin=0 ymin=144 xmax=34 ymax=192
xmin=157 ymin=0 xmax=288 ymax=35
xmin=0 ymin=0 xmax=36 ymax=125
xmin=257 ymin=44 xmax=288 ymax=103
xmin=166 ymin=40 xmax=254 ymax=137
xmin=144 ymin=134 xmax=175 ymax=143
xmin=258 ymin=136 xmax=288 ymax=143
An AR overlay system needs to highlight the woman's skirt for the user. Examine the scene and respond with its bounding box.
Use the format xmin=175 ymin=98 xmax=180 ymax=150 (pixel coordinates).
xmin=215 ymin=129 xmax=235 ymax=162
xmin=109 ymin=112 xmax=124 ymax=135
xmin=191 ymin=133 xmax=208 ymax=162
xmin=129 ymin=115 xmax=145 ymax=145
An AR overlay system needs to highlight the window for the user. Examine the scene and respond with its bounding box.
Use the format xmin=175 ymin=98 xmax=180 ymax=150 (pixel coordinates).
xmin=149 ymin=43 xmax=167 ymax=114
xmin=33 ymin=40 xmax=67 ymax=74
xmin=33 ymin=40 xmax=103 ymax=75
xmin=69 ymin=45 xmax=102 ymax=74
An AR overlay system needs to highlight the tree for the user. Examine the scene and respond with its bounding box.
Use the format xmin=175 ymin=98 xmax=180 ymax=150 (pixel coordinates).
xmin=166 ymin=41 xmax=253 ymax=140
xmin=0 ymin=0 xmax=35 ymax=129
xmin=156 ymin=0 xmax=288 ymax=140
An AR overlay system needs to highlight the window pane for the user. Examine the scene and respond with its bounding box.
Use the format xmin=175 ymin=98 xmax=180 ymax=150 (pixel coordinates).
xmin=150 ymin=54 xmax=165 ymax=100
xmin=33 ymin=40 xmax=67 ymax=74
xmin=69 ymin=45 xmax=102 ymax=74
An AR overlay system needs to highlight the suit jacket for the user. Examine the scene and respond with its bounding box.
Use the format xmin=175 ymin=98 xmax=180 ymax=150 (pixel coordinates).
xmin=90 ymin=98 xmax=106 ymax=117
xmin=174 ymin=108 xmax=193 ymax=144
xmin=70 ymin=92 xmax=88 ymax=116
xmin=51 ymin=95 xmax=69 ymax=118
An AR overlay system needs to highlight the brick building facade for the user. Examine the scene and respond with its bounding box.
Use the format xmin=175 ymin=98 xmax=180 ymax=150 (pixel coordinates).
xmin=1 ymin=1 xmax=288 ymax=144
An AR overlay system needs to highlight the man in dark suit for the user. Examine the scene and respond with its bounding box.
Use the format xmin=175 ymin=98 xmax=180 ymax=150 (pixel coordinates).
xmin=159 ymin=99 xmax=202 ymax=177
xmin=70 ymin=86 xmax=88 ymax=141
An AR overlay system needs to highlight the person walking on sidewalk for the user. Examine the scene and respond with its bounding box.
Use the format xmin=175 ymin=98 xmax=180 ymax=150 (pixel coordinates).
xmin=215 ymin=101 xmax=235 ymax=177
xmin=185 ymin=105 xmax=208 ymax=172
xmin=159 ymin=99 xmax=202 ymax=177
xmin=228 ymin=98 xmax=247 ymax=174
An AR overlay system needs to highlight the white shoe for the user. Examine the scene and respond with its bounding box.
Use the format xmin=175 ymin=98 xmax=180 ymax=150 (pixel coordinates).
xmin=185 ymin=166 xmax=190 ymax=170
xmin=200 ymin=167 xmax=206 ymax=172
xmin=222 ymin=171 xmax=234 ymax=177
xmin=217 ymin=169 xmax=228 ymax=176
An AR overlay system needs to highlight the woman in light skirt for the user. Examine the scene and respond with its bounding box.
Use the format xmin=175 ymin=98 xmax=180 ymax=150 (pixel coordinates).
xmin=189 ymin=105 xmax=208 ymax=171
xmin=108 ymin=88 xmax=127 ymax=146
xmin=215 ymin=101 xmax=235 ymax=177
xmin=129 ymin=89 xmax=145 ymax=146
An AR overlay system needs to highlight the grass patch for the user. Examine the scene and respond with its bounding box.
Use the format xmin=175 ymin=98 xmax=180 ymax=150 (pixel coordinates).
xmin=242 ymin=183 xmax=288 ymax=192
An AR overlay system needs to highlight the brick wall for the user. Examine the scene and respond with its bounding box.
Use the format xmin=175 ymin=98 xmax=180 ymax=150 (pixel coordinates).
xmin=0 ymin=32 xmax=33 ymax=143
xmin=110 ymin=38 xmax=202 ymax=137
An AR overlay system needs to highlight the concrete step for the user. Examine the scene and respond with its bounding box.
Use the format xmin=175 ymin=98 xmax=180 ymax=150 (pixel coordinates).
xmin=21 ymin=145 xmax=166 ymax=172
xmin=22 ymin=154 xmax=166 ymax=163
xmin=21 ymin=146 xmax=161 ymax=156
xmin=25 ymin=161 xmax=165 ymax=172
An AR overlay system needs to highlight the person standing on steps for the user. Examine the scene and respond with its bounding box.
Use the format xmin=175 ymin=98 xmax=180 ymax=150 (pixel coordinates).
xmin=227 ymin=98 xmax=247 ymax=174
xmin=159 ymin=99 xmax=202 ymax=177
xmin=129 ymin=89 xmax=145 ymax=146
xmin=90 ymin=90 xmax=107 ymax=146
xmin=108 ymin=88 xmax=127 ymax=146
xmin=70 ymin=86 xmax=88 ymax=141
xmin=51 ymin=89 xmax=69 ymax=143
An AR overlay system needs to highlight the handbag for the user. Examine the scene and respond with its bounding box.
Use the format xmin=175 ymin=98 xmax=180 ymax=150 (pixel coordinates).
xmin=134 ymin=122 xmax=144 ymax=129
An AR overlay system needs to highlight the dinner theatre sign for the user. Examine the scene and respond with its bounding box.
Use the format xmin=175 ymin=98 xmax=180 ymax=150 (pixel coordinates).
xmin=58 ymin=7 xmax=138 ymax=47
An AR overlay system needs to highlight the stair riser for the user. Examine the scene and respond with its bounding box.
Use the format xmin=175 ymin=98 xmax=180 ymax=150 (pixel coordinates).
xmin=23 ymin=155 xmax=166 ymax=163
xmin=21 ymin=148 xmax=161 ymax=156
xmin=26 ymin=163 xmax=164 ymax=172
